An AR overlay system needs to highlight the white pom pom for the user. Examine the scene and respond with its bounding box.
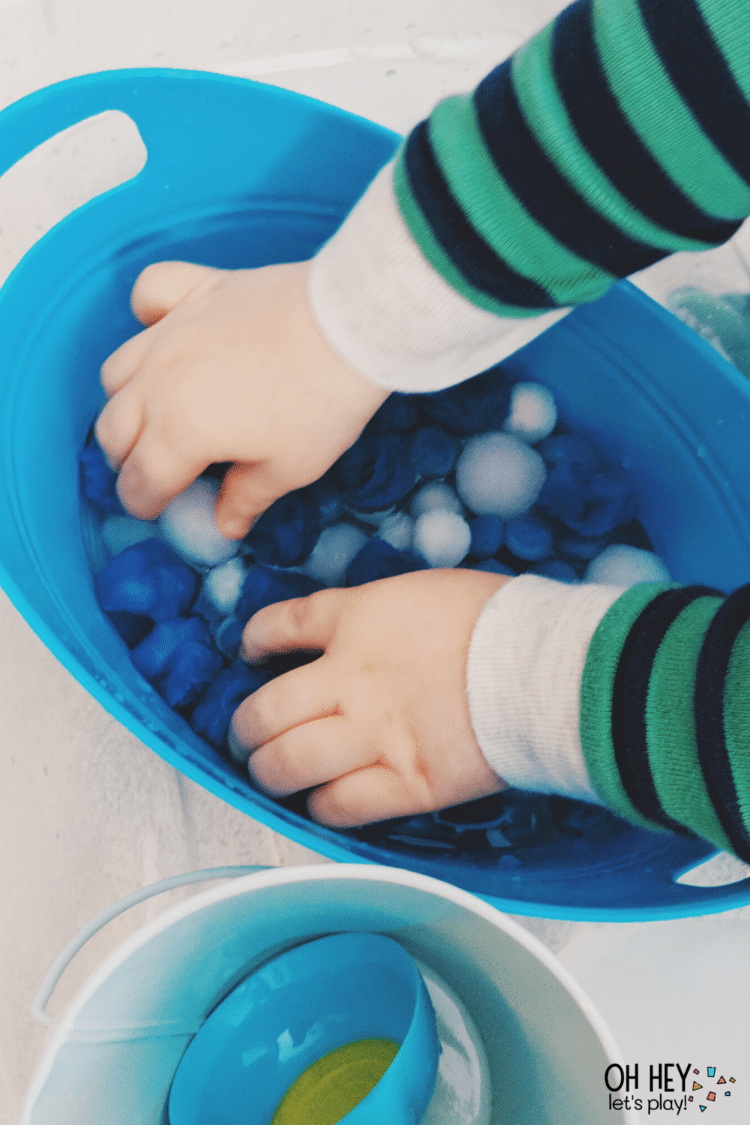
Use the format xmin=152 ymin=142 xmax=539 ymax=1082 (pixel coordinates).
xmin=413 ymin=510 xmax=471 ymax=568
xmin=304 ymin=523 xmax=369 ymax=586
xmin=584 ymin=544 xmax=672 ymax=586
xmin=159 ymin=478 xmax=240 ymax=567
xmin=410 ymin=481 xmax=463 ymax=519
xmin=377 ymin=511 xmax=414 ymax=551
xmin=101 ymin=515 xmax=160 ymax=556
xmin=503 ymin=382 xmax=557 ymax=444
xmin=456 ymin=432 xmax=546 ymax=518
xmin=202 ymin=556 xmax=247 ymax=616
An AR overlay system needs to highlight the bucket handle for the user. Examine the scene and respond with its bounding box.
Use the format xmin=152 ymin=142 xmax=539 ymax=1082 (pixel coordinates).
xmin=31 ymin=865 xmax=267 ymax=1026
xmin=0 ymin=68 xmax=276 ymax=183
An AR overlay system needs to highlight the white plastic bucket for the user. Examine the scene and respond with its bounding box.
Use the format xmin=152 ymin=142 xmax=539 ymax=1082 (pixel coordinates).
xmin=23 ymin=864 xmax=637 ymax=1125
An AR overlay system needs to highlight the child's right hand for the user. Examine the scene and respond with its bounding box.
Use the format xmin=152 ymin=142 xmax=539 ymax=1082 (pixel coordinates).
xmin=95 ymin=259 xmax=390 ymax=539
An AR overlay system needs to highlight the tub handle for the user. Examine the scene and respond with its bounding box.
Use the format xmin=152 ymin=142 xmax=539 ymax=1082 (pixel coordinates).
xmin=31 ymin=865 xmax=268 ymax=1026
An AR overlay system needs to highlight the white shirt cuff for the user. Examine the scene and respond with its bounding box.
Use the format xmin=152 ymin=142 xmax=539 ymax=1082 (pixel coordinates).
xmin=466 ymin=575 xmax=625 ymax=803
xmin=308 ymin=162 xmax=571 ymax=394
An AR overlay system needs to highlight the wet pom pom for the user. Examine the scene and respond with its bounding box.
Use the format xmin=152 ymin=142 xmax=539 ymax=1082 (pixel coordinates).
xmin=305 ymin=523 xmax=370 ymax=586
xmin=96 ymin=538 xmax=200 ymax=622
xmin=79 ymin=439 xmax=125 ymax=517
xmin=410 ymin=481 xmax=463 ymax=519
xmin=235 ymin=565 xmax=326 ymax=624
xmin=413 ymin=510 xmax=471 ymax=568
xmin=201 ymin=556 xmax=247 ymax=617
xmin=468 ymin=516 xmax=504 ymax=561
xmin=421 ymin=365 xmax=512 ymax=435
xmin=377 ymin=512 xmax=414 ymax=552
xmin=505 ymin=514 xmax=554 ymax=562
xmin=334 ymin=434 xmax=417 ymax=513
xmin=345 ymin=538 xmax=427 ymax=586
xmin=160 ymin=478 xmax=241 ymax=567
xmin=503 ymin=382 xmax=557 ymax=444
xmin=190 ymin=660 xmax=272 ymax=752
xmin=456 ymin=433 xmax=546 ymax=518
xmin=584 ymin=544 xmax=671 ymax=586
xmin=247 ymin=489 xmax=321 ymax=568
xmin=410 ymin=426 xmax=459 ymax=478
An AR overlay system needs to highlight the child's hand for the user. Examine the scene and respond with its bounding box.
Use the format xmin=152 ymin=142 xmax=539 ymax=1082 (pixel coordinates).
xmin=229 ymin=569 xmax=511 ymax=827
xmin=95 ymin=260 xmax=389 ymax=538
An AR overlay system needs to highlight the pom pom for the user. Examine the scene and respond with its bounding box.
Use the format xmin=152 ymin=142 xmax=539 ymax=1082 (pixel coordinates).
xmin=365 ymin=392 xmax=422 ymax=434
xmin=556 ymin=529 xmax=609 ymax=562
xmin=79 ymin=439 xmax=125 ymax=517
xmin=410 ymin=481 xmax=463 ymax=519
xmin=503 ymin=382 xmax=557 ymax=444
xmin=132 ymin=616 xmax=224 ymax=709
xmin=456 ymin=433 xmax=546 ymax=518
xmin=305 ymin=523 xmax=370 ymax=586
xmin=345 ymin=538 xmax=427 ymax=586
xmin=101 ymin=515 xmax=160 ymax=557
xmin=214 ymin=616 xmax=246 ymax=660
xmin=584 ymin=544 xmax=671 ymax=586
xmin=528 ymin=560 xmax=579 ymax=583
xmin=96 ymin=538 xmax=200 ymax=622
xmin=235 ymin=565 xmax=326 ymax=623
xmin=333 ymin=434 xmax=417 ymax=513
xmin=475 ymin=559 xmax=517 ymax=576
xmin=468 ymin=516 xmax=504 ymax=560
xmin=413 ymin=511 xmax=471 ymax=568
xmin=377 ymin=512 xmax=414 ymax=552
xmin=246 ymin=489 xmax=321 ymax=568
xmin=201 ymin=556 xmax=247 ymax=617
xmin=106 ymin=610 xmax=153 ymax=649
xmin=421 ymin=365 xmax=512 ymax=435
xmin=190 ymin=660 xmax=272 ymax=752
xmin=159 ymin=478 xmax=240 ymax=567
xmin=505 ymin=514 xmax=554 ymax=562
xmin=536 ymin=434 xmax=634 ymax=536
xmin=299 ymin=479 xmax=345 ymax=529
xmin=410 ymin=426 xmax=459 ymax=478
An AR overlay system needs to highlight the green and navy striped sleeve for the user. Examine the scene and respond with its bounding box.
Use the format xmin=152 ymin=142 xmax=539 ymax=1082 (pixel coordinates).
xmin=581 ymin=583 xmax=750 ymax=860
xmin=395 ymin=0 xmax=750 ymax=318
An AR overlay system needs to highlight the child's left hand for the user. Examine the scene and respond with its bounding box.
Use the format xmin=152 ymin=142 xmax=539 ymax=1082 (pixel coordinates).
xmin=228 ymin=568 xmax=511 ymax=827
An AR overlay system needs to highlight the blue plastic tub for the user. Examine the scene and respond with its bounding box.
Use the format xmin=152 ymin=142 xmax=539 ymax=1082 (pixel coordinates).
xmin=2 ymin=69 xmax=750 ymax=921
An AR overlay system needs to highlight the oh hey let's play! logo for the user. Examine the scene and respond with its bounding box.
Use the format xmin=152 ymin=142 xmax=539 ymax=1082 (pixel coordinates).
xmin=605 ymin=1063 xmax=738 ymax=1115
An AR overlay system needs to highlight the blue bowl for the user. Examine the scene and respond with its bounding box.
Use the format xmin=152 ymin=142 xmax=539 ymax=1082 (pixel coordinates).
xmin=1 ymin=69 xmax=750 ymax=919
xmin=167 ymin=932 xmax=438 ymax=1125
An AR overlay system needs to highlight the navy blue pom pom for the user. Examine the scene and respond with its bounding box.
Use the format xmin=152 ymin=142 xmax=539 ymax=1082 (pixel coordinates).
xmin=421 ymin=365 xmax=512 ymax=436
xmin=131 ymin=615 xmax=224 ymax=709
xmin=468 ymin=515 xmax=505 ymax=560
xmin=345 ymin=538 xmax=427 ymax=586
xmin=505 ymin=514 xmax=554 ymax=562
xmin=190 ymin=660 xmax=272 ymax=750
xmin=411 ymin=426 xmax=459 ymax=478
xmin=331 ymin=434 xmax=417 ymax=513
xmin=79 ymin=438 xmax=125 ymax=517
xmin=366 ymin=393 xmax=422 ymax=434
xmin=528 ymin=560 xmax=579 ymax=582
xmin=96 ymin=538 xmax=200 ymax=622
xmin=475 ymin=559 xmax=517 ymax=576
xmin=106 ymin=610 xmax=153 ymax=649
xmin=247 ymin=490 xmax=321 ymax=567
xmin=235 ymin=565 xmax=326 ymax=624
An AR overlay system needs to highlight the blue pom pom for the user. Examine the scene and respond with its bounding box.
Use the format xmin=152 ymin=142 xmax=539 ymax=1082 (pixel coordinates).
xmin=131 ymin=616 xmax=224 ymax=708
xmin=421 ymin=365 xmax=512 ymax=436
xmin=333 ymin=434 xmax=417 ymax=513
xmin=345 ymin=538 xmax=427 ymax=586
xmin=366 ymin=392 xmax=422 ymax=434
xmin=468 ymin=516 xmax=504 ymax=560
xmin=411 ymin=426 xmax=459 ymax=478
xmin=528 ymin=560 xmax=579 ymax=583
xmin=247 ymin=490 xmax=321 ymax=567
xmin=215 ymin=616 xmax=246 ymax=659
xmin=190 ymin=660 xmax=272 ymax=750
xmin=505 ymin=514 xmax=554 ymax=562
xmin=557 ymin=529 xmax=609 ymax=561
xmin=79 ymin=438 xmax=125 ymax=517
xmin=537 ymin=433 xmax=601 ymax=477
xmin=96 ymin=538 xmax=200 ymax=622
xmin=235 ymin=565 xmax=326 ymax=623
xmin=298 ymin=479 xmax=345 ymax=529
xmin=106 ymin=610 xmax=153 ymax=649
xmin=474 ymin=559 xmax=517 ymax=576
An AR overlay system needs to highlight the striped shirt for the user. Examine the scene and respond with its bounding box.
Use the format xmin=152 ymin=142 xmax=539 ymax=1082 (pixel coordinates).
xmin=309 ymin=0 xmax=750 ymax=859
